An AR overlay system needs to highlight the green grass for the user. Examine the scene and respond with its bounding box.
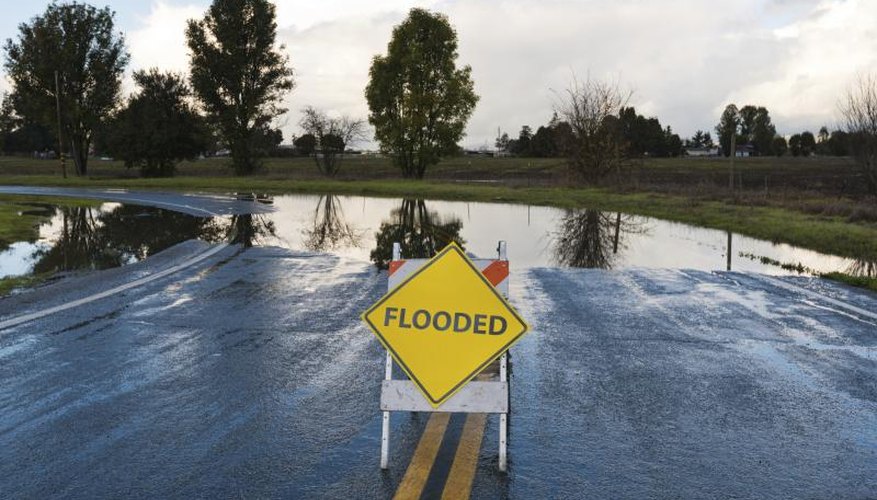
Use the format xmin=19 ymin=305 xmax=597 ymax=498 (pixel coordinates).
xmin=0 ymin=272 xmax=55 ymax=297
xmin=821 ymin=272 xmax=877 ymax=293
xmin=0 ymin=195 xmax=99 ymax=247
xmin=0 ymin=196 xmax=55 ymax=248
xmin=0 ymin=196 xmax=100 ymax=295
xmin=1 ymin=174 xmax=875 ymax=262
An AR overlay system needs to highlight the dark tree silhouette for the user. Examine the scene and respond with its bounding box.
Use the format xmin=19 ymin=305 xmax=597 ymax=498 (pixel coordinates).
xmin=302 ymin=195 xmax=361 ymax=251
xmin=370 ymin=199 xmax=465 ymax=269
xmin=552 ymin=209 xmax=644 ymax=269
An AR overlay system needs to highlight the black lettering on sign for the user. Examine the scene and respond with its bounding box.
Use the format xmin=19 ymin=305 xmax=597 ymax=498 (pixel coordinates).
xmin=453 ymin=313 xmax=471 ymax=333
xmin=399 ymin=308 xmax=412 ymax=328
xmin=433 ymin=311 xmax=451 ymax=331
xmin=384 ymin=307 xmax=399 ymax=327
xmin=384 ymin=307 xmax=508 ymax=336
xmin=412 ymin=310 xmax=430 ymax=329
xmin=472 ymin=314 xmax=487 ymax=334
xmin=490 ymin=316 xmax=507 ymax=335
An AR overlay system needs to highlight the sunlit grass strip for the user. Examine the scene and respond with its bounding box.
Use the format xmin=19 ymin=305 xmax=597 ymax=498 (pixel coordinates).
xmin=821 ymin=272 xmax=877 ymax=293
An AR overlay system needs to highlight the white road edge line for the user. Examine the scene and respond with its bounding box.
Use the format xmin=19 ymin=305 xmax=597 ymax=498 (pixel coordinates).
xmin=757 ymin=274 xmax=877 ymax=321
xmin=0 ymin=243 xmax=230 ymax=331
xmin=0 ymin=186 xmax=250 ymax=331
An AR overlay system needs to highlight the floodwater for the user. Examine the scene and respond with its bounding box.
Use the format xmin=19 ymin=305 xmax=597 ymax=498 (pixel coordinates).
xmin=0 ymin=202 xmax=225 ymax=280
xmin=0 ymin=194 xmax=872 ymax=283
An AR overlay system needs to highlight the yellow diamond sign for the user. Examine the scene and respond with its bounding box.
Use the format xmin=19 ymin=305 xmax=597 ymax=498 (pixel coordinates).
xmin=362 ymin=243 xmax=529 ymax=408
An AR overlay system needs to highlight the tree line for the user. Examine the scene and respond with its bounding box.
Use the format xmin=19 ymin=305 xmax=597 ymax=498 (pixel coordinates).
xmin=1 ymin=1 xmax=876 ymax=193
xmin=497 ymin=107 xmax=684 ymax=159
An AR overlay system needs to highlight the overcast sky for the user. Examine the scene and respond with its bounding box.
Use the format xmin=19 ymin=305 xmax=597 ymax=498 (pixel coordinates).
xmin=1 ymin=0 xmax=875 ymax=148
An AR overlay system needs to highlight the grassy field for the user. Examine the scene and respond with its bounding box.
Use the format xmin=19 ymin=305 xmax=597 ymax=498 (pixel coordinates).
xmin=0 ymin=154 xmax=875 ymax=293
xmin=1 ymin=154 xmax=875 ymax=260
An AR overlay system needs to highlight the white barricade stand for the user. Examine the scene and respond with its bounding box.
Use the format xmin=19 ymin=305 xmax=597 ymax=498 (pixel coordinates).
xmin=379 ymin=241 xmax=511 ymax=472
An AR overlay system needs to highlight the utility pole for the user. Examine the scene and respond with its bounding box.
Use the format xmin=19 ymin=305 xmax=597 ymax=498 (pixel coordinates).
xmin=54 ymin=70 xmax=67 ymax=179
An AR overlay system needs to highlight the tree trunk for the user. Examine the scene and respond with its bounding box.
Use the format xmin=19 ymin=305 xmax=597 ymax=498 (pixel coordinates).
xmin=69 ymin=135 xmax=88 ymax=176
xmin=231 ymin=129 xmax=256 ymax=176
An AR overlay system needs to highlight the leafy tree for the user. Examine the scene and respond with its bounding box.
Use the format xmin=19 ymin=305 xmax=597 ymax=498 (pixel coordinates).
xmin=702 ymin=131 xmax=715 ymax=148
xmin=365 ymin=8 xmax=478 ymax=179
xmin=721 ymin=104 xmax=775 ymax=155
xmin=186 ymin=0 xmax=294 ymax=175
xmin=690 ymin=130 xmax=708 ymax=148
xmin=0 ymin=93 xmax=14 ymax=154
xmin=789 ymin=134 xmax=803 ymax=156
xmin=530 ymin=125 xmax=557 ymax=157
xmin=494 ymin=131 xmax=510 ymax=152
xmin=800 ymin=131 xmax=816 ymax=156
xmin=509 ymin=125 xmax=532 ymax=156
xmin=750 ymin=106 xmax=776 ymax=155
xmin=716 ymin=104 xmax=740 ymax=156
xmin=104 ymin=70 xmax=208 ymax=177
xmin=4 ymin=3 xmax=128 ymax=175
xmin=664 ymin=126 xmax=683 ymax=157
xmin=299 ymin=106 xmax=366 ymax=176
xmin=618 ymin=107 xmax=679 ymax=157
xmin=772 ymin=136 xmax=788 ymax=157
xmin=257 ymin=126 xmax=283 ymax=154
xmin=828 ymin=130 xmax=849 ymax=156
xmin=293 ymin=133 xmax=316 ymax=156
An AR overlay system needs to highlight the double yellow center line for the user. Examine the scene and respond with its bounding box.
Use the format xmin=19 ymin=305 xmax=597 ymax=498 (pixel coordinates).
xmin=393 ymin=413 xmax=487 ymax=500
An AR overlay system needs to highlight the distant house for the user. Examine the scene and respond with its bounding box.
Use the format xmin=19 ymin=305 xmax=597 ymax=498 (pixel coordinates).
xmin=735 ymin=144 xmax=756 ymax=157
xmin=685 ymin=146 xmax=720 ymax=157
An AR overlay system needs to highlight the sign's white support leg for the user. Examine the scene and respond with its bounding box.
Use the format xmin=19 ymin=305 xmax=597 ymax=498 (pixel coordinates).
xmin=381 ymin=242 xmax=402 ymax=470
xmin=499 ymin=352 xmax=508 ymax=472
xmin=381 ymin=351 xmax=392 ymax=469
xmin=498 ymin=240 xmax=509 ymax=473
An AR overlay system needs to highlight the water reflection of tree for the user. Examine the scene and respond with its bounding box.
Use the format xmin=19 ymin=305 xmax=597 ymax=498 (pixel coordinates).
xmin=371 ymin=199 xmax=465 ymax=269
xmin=552 ymin=209 xmax=644 ymax=269
xmin=32 ymin=205 xmax=226 ymax=274
xmin=227 ymin=213 xmax=277 ymax=248
xmin=847 ymin=259 xmax=876 ymax=278
xmin=302 ymin=195 xmax=361 ymax=251
xmin=32 ymin=207 xmax=117 ymax=273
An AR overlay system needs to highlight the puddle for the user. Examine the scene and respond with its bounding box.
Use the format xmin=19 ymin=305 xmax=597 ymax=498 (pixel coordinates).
xmin=0 ymin=202 xmax=225 ymax=280
xmin=0 ymin=194 xmax=872 ymax=283
xmin=255 ymin=195 xmax=871 ymax=276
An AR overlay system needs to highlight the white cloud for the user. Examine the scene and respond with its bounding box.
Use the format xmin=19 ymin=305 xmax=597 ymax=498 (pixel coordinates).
xmin=126 ymin=1 xmax=204 ymax=91
xmin=55 ymin=0 xmax=877 ymax=145
xmin=729 ymin=0 xmax=877 ymax=134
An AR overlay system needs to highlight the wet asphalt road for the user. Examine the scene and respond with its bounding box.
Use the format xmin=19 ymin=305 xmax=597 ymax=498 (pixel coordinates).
xmin=1 ymin=188 xmax=876 ymax=498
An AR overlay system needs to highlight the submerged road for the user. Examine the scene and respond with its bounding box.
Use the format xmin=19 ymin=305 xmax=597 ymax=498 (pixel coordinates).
xmin=0 ymin=187 xmax=875 ymax=498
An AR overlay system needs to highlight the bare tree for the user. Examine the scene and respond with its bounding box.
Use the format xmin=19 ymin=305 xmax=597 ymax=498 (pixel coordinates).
xmin=554 ymin=75 xmax=631 ymax=184
xmin=840 ymin=74 xmax=877 ymax=195
xmin=299 ymin=106 xmax=366 ymax=176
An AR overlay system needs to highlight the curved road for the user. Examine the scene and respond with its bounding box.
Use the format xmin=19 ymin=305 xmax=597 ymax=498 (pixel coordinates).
xmin=0 ymin=187 xmax=875 ymax=498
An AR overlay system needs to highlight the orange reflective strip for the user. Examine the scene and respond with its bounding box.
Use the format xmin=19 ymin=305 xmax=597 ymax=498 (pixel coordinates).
xmin=480 ymin=261 xmax=508 ymax=287
xmin=389 ymin=260 xmax=406 ymax=276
